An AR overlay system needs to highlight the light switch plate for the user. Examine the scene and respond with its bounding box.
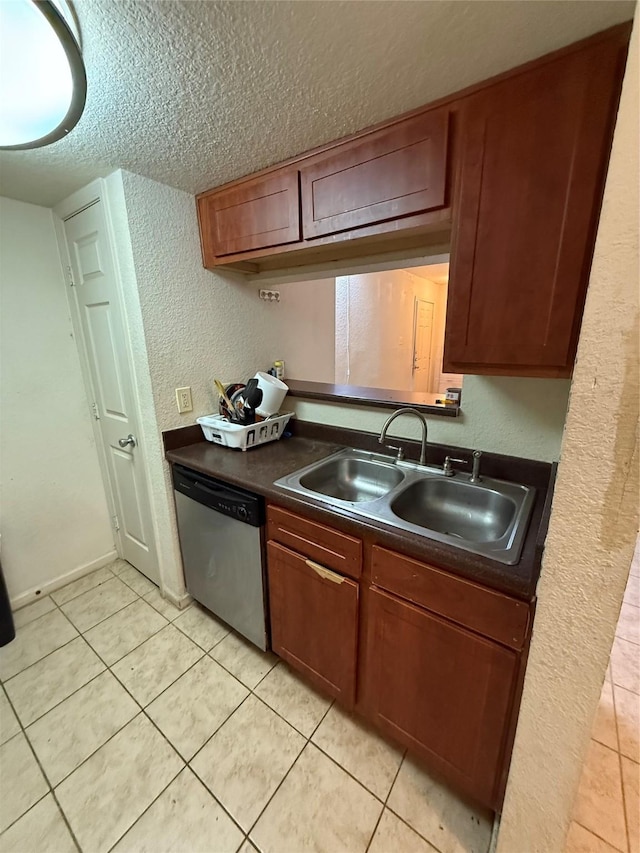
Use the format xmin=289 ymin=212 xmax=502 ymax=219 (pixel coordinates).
xmin=175 ymin=386 xmax=193 ymax=413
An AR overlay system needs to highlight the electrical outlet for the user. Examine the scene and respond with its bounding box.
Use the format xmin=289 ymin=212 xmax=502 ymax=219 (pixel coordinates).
xmin=175 ymin=386 xmax=193 ymax=413
xmin=259 ymin=289 xmax=280 ymax=303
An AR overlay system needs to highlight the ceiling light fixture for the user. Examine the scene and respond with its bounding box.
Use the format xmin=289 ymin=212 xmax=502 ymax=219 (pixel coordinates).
xmin=0 ymin=0 xmax=86 ymax=150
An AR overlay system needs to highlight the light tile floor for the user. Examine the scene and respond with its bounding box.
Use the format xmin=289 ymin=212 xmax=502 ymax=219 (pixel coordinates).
xmin=0 ymin=558 xmax=493 ymax=853
xmin=566 ymin=542 xmax=640 ymax=853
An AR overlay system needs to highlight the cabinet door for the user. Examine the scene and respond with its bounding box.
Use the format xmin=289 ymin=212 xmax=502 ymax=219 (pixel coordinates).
xmin=444 ymin=31 xmax=628 ymax=374
xmin=364 ymin=587 xmax=517 ymax=808
xmin=301 ymin=109 xmax=449 ymax=239
xmin=197 ymin=169 xmax=300 ymax=261
xmin=267 ymin=541 xmax=359 ymax=706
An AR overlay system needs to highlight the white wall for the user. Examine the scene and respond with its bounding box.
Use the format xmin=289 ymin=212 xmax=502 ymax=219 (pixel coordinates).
xmin=291 ymin=374 xmax=571 ymax=462
xmin=0 ymin=197 xmax=115 ymax=605
xmin=272 ymin=278 xmax=335 ymax=382
xmin=497 ymin=19 xmax=639 ymax=852
xmin=104 ymin=170 xmax=282 ymax=600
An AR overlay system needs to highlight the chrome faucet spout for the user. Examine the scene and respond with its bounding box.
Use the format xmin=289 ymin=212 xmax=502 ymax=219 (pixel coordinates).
xmin=378 ymin=407 xmax=428 ymax=466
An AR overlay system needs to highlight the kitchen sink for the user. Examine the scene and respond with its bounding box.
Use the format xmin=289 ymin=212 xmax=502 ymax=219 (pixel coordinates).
xmin=273 ymin=447 xmax=536 ymax=565
xmin=299 ymin=456 xmax=405 ymax=502
xmin=389 ymin=478 xmax=517 ymax=543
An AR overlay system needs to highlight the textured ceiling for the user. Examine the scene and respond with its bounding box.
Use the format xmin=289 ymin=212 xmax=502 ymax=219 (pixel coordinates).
xmin=0 ymin=0 xmax=635 ymax=207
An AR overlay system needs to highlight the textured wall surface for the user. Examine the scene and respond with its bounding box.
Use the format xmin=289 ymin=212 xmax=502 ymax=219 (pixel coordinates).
xmin=110 ymin=170 xmax=281 ymax=597
xmin=0 ymin=0 xmax=634 ymax=207
xmin=292 ymin=375 xmax=571 ymax=462
xmin=271 ymin=278 xmax=336 ymax=383
xmin=497 ymin=19 xmax=639 ymax=853
xmin=0 ymin=197 xmax=114 ymax=602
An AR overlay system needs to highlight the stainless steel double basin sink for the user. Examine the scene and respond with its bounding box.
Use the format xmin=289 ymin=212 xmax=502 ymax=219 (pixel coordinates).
xmin=273 ymin=448 xmax=536 ymax=565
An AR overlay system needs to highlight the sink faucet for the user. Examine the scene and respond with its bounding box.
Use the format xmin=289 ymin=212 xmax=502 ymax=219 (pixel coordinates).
xmin=378 ymin=408 xmax=428 ymax=466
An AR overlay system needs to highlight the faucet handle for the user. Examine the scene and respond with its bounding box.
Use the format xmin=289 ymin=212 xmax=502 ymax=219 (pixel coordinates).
xmin=384 ymin=444 xmax=405 ymax=462
xmin=443 ymin=456 xmax=467 ymax=477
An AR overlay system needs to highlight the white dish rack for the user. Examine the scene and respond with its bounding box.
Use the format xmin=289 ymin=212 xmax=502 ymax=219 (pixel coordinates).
xmin=197 ymin=413 xmax=294 ymax=451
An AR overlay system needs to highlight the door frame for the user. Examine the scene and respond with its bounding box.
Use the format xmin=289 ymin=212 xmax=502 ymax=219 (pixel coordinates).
xmin=53 ymin=178 xmax=157 ymax=570
xmin=411 ymin=296 xmax=436 ymax=393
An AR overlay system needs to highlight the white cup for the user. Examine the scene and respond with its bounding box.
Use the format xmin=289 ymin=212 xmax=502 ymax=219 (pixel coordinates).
xmin=254 ymin=371 xmax=288 ymax=417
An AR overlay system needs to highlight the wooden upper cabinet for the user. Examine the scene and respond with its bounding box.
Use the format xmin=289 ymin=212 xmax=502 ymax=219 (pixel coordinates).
xmin=300 ymin=109 xmax=449 ymax=239
xmin=197 ymin=169 xmax=300 ymax=262
xmin=444 ymin=29 xmax=628 ymax=376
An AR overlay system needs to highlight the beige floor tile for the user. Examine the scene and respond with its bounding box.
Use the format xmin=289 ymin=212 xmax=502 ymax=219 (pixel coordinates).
xmin=108 ymin=558 xmax=133 ymax=576
xmin=51 ymin=567 xmax=114 ymax=606
xmin=369 ymin=809 xmax=439 ymax=853
xmin=12 ymin=597 xmax=56 ymax=630
xmin=611 ymin=637 xmax=640 ymax=695
xmin=592 ymin=679 xmax=619 ymax=751
xmin=565 ymin=821 xmax=622 ymax=853
xmin=625 ymin=575 xmax=639 ymax=608
xmin=0 ymin=733 xmax=48 ymax=833
xmin=56 ymin=714 xmax=183 ymax=853
xmin=173 ymin=604 xmax=230 ymax=651
xmin=312 ymin=704 xmax=403 ymax=800
xmin=615 ymin=684 xmax=640 ymax=763
xmin=573 ymin=740 xmax=627 ymax=852
xmin=0 ymin=794 xmax=76 ymax=853
xmin=60 ymin=577 xmax=137 ymax=632
xmin=621 ymin=757 xmax=639 ymax=853
xmin=118 ymin=565 xmax=157 ymax=597
xmin=191 ymin=695 xmax=304 ymax=831
xmin=617 ymin=603 xmax=640 ymax=646
xmin=0 ymin=690 xmax=20 ymax=746
xmin=255 ymin=661 xmax=331 ymax=736
xmin=251 ymin=742 xmax=382 ymax=853
xmin=112 ymin=768 xmax=243 ymax=853
xmin=143 ymin=588 xmax=189 ymax=620
xmin=5 ymin=637 xmax=105 ymax=727
xmin=387 ymin=756 xmax=493 ymax=853
xmin=147 ymin=656 xmax=248 ymax=760
xmin=111 ymin=624 xmax=202 ymax=706
xmin=210 ymin=631 xmax=277 ymax=689
xmin=0 ymin=609 xmax=77 ymax=681
xmin=84 ymin=598 xmax=167 ymax=665
xmin=27 ymin=670 xmax=138 ymax=785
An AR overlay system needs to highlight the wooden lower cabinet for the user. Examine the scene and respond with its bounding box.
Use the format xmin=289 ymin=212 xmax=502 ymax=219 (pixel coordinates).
xmin=266 ymin=541 xmax=359 ymax=707
xmin=363 ymin=586 xmax=518 ymax=807
xmin=265 ymin=504 xmax=528 ymax=809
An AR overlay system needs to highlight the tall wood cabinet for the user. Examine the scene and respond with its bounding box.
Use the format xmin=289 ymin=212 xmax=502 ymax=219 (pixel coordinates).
xmin=443 ymin=27 xmax=629 ymax=377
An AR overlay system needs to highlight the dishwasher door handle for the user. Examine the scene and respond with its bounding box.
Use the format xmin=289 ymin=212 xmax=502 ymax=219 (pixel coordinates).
xmin=305 ymin=559 xmax=345 ymax=585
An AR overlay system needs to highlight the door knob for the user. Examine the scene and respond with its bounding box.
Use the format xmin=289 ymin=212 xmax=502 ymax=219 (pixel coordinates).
xmin=118 ymin=434 xmax=137 ymax=448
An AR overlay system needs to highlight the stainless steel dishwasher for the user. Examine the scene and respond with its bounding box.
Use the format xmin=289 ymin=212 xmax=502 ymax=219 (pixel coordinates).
xmin=172 ymin=464 xmax=268 ymax=650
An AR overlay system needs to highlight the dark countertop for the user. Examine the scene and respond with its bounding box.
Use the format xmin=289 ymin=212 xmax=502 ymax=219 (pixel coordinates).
xmin=165 ymin=422 xmax=552 ymax=601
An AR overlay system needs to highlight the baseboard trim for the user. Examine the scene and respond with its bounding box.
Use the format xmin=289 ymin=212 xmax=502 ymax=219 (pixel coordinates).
xmin=11 ymin=550 xmax=119 ymax=611
xmin=162 ymin=586 xmax=192 ymax=612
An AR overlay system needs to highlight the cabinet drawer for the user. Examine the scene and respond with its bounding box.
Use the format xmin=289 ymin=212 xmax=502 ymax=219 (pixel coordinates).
xmin=301 ymin=109 xmax=449 ymax=238
xmin=267 ymin=505 xmax=362 ymax=580
xmin=267 ymin=541 xmax=359 ymax=706
xmin=371 ymin=546 xmax=529 ymax=649
xmin=198 ymin=169 xmax=300 ymax=260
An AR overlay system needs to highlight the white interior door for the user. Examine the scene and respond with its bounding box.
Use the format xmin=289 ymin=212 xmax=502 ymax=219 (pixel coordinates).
xmin=412 ymin=298 xmax=434 ymax=392
xmin=64 ymin=202 xmax=159 ymax=584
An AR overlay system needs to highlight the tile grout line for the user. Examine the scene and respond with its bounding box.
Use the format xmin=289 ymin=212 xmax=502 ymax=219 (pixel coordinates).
xmin=1 ymin=562 xmax=201 ymax=849
xmin=611 ymin=680 xmax=633 ymax=853
xmin=573 ymin=819 xmax=628 ymax=853
xmin=242 ymin=692 xmax=340 ymax=841
xmin=0 ymin=682 xmax=82 ymax=852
